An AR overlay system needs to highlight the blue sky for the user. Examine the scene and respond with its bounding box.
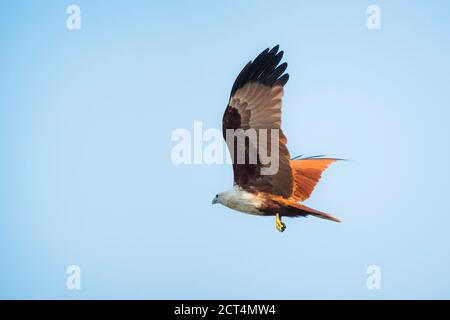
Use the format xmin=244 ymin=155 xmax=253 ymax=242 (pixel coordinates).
xmin=1 ymin=0 xmax=450 ymax=299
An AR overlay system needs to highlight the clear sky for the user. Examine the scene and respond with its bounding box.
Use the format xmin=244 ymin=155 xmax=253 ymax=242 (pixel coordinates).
xmin=1 ymin=0 xmax=450 ymax=299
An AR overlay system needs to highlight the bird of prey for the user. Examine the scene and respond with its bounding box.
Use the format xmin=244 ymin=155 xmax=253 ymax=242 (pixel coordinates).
xmin=212 ymin=45 xmax=342 ymax=232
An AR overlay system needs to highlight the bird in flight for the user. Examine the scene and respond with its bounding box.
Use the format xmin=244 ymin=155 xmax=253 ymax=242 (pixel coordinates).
xmin=212 ymin=45 xmax=342 ymax=232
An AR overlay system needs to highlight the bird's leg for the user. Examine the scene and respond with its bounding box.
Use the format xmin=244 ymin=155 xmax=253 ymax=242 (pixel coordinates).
xmin=276 ymin=213 xmax=286 ymax=232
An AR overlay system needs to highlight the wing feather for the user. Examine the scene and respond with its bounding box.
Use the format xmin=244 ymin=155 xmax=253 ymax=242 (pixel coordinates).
xmin=222 ymin=46 xmax=293 ymax=198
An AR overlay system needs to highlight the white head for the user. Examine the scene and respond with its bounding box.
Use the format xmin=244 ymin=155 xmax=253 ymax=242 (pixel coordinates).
xmin=211 ymin=191 xmax=229 ymax=206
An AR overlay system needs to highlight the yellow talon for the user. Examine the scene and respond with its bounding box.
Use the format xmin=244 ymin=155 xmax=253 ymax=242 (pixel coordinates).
xmin=276 ymin=213 xmax=286 ymax=232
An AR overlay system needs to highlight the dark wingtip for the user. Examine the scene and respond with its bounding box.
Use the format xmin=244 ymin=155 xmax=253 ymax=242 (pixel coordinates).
xmin=274 ymin=73 xmax=289 ymax=87
xmin=230 ymin=45 xmax=289 ymax=97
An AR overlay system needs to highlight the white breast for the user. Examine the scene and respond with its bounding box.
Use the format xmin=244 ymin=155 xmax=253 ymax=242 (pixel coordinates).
xmin=221 ymin=187 xmax=264 ymax=215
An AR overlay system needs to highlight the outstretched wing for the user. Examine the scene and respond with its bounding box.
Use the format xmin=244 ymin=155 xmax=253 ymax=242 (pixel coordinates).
xmin=222 ymin=46 xmax=293 ymax=198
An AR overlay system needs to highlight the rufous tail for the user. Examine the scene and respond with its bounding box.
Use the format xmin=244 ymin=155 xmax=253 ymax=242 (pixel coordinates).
xmin=279 ymin=200 xmax=341 ymax=223
xmin=290 ymin=157 xmax=340 ymax=202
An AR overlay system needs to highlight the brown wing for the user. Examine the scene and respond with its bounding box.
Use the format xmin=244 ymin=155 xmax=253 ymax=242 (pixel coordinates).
xmin=222 ymin=46 xmax=293 ymax=198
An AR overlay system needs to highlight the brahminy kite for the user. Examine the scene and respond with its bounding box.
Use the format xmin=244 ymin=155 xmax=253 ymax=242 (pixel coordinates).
xmin=212 ymin=45 xmax=342 ymax=232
